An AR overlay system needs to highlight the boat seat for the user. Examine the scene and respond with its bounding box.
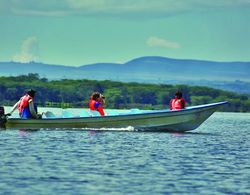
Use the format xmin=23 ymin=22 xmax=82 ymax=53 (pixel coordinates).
xmin=88 ymin=110 xmax=101 ymax=117
xmin=106 ymin=110 xmax=119 ymax=116
xmin=129 ymin=108 xmax=142 ymax=114
xmin=79 ymin=110 xmax=90 ymax=117
xmin=44 ymin=111 xmax=56 ymax=118
xmin=62 ymin=111 xmax=74 ymax=118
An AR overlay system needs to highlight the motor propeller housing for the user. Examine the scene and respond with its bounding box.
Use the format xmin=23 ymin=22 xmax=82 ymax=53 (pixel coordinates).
xmin=0 ymin=106 xmax=6 ymax=129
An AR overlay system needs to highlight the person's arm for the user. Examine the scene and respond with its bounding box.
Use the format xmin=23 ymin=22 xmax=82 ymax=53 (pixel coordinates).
xmin=100 ymin=97 xmax=105 ymax=106
xmin=181 ymin=98 xmax=186 ymax=109
xmin=97 ymin=106 xmax=105 ymax=116
xmin=9 ymin=100 xmax=20 ymax=115
xmin=28 ymin=100 xmax=41 ymax=119
xmin=169 ymin=99 xmax=173 ymax=110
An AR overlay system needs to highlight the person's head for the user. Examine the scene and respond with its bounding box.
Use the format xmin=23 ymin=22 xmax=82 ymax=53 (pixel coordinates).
xmin=91 ymin=92 xmax=105 ymax=101
xmin=26 ymin=89 xmax=36 ymax=98
xmin=175 ymin=91 xmax=182 ymax=99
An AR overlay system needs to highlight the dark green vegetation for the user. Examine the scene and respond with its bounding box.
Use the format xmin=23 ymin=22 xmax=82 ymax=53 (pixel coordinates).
xmin=1 ymin=74 xmax=250 ymax=112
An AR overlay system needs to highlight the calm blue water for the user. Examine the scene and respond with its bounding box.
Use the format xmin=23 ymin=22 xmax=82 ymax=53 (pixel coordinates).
xmin=0 ymin=112 xmax=250 ymax=194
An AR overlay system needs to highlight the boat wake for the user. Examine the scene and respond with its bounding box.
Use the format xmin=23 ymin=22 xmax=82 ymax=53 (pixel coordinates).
xmin=35 ymin=126 xmax=136 ymax=132
xmin=99 ymin=126 xmax=135 ymax=131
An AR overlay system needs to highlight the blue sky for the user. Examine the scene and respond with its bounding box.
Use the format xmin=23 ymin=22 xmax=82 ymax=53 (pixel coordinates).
xmin=0 ymin=0 xmax=250 ymax=66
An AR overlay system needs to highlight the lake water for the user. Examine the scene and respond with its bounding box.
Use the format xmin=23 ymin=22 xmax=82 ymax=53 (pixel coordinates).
xmin=0 ymin=112 xmax=250 ymax=194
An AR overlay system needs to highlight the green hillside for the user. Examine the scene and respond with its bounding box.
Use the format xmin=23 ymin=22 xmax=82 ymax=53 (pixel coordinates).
xmin=0 ymin=74 xmax=249 ymax=112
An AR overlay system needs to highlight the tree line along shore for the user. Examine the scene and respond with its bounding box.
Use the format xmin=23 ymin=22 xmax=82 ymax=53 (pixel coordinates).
xmin=0 ymin=74 xmax=249 ymax=112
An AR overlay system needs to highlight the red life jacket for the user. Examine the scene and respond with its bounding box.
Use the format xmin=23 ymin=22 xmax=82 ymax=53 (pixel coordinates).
xmin=89 ymin=99 xmax=105 ymax=116
xmin=89 ymin=99 xmax=97 ymax=110
xmin=171 ymin=98 xmax=185 ymax=110
xmin=18 ymin=94 xmax=32 ymax=114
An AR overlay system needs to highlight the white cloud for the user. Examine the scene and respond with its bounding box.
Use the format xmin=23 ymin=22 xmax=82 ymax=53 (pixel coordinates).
xmin=66 ymin=0 xmax=105 ymax=9
xmin=147 ymin=36 xmax=180 ymax=49
xmin=1 ymin=0 xmax=250 ymax=17
xmin=13 ymin=37 xmax=40 ymax=63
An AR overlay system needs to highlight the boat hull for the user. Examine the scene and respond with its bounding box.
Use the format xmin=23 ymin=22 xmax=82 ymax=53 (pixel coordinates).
xmin=5 ymin=102 xmax=227 ymax=132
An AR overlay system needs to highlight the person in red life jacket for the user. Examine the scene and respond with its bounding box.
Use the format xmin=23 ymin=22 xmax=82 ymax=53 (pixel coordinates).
xmin=89 ymin=92 xmax=106 ymax=116
xmin=169 ymin=91 xmax=186 ymax=110
xmin=9 ymin=89 xmax=42 ymax=119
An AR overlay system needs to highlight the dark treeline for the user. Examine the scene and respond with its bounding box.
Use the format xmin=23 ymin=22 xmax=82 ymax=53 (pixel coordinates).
xmin=0 ymin=73 xmax=250 ymax=112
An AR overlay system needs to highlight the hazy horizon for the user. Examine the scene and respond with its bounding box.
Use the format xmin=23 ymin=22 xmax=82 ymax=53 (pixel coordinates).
xmin=1 ymin=55 xmax=250 ymax=68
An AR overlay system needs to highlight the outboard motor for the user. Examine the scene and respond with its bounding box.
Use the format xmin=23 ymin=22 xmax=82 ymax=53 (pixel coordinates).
xmin=0 ymin=106 xmax=7 ymax=129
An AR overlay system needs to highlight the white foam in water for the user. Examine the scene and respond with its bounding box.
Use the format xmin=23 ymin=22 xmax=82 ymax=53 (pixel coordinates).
xmin=99 ymin=126 xmax=135 ymax=131
xmin=53 ymin=126 xmax=135 ymax=131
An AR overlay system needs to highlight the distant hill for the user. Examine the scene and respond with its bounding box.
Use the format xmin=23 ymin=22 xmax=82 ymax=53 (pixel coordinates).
xmin=1 ymin=56 xmax=250 ymax=94
xmin=0 ymin=61 xmax=78 ymax=79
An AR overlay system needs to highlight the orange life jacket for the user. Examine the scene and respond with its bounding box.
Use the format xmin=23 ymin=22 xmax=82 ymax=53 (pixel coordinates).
xmin=18 ymin=94 xmax=32 ymax=114
xmin=171 ymin=98 xmax=185 ymax=110
xmin=89 ymin=99 xmax=105 ymax=116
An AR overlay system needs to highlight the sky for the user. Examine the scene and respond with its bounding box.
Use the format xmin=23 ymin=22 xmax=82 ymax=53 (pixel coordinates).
xmin=0 ymin=0 xmax=250 ymax=66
